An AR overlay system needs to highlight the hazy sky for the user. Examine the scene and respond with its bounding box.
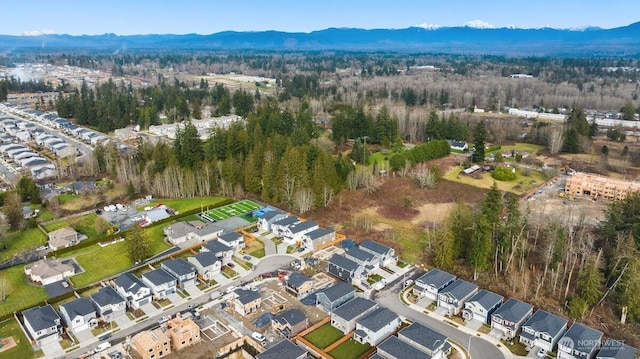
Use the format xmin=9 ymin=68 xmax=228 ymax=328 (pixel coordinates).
xmin=7 ymin=0 xmax=640 ymax=36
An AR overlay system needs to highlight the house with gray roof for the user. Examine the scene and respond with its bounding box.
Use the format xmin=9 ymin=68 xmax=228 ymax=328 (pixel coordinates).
xmin=327 ymin=254 xmax=364 ymax=284
xmin=413 ymin=269 xmax=456 ymax=301
xmin=188 ymin=252 xmax=221 ymax=281
xmin=144 ymin=208 xmax=170 ymax=224
xmin=398 ymin=322 xmax=451 ymax=359
xmin=285 ymin=272 xmax=315 ymax=299
xmin=271 ymin=216 xmax=301 ymax=238
xmin=258 ymin=211 xmax=286 ymax=232
xmin=331 ymin=297 xmax=378 ymax=334
xmin=201 ymin=240 xmax=233 ymax=264
xmin=302 ymin=227 xmax=336 ymax=251
xmin=437 ymin=279 xmax=479 ymax=316
xmin=142 ymin=268 xmax=177 ymax=298
xmin=59 ymin=297 xmax=98 ymax=334
xmin=315 ymin=281 xmax=355 ymax=313
xmin=491 ymin=298 xmax=534 ymax=340
xmin=345 ymin=247 xmax=380 ymax=269
xmin=217 ymin=231 xmax=244 ymax=249
xmin=256 ymin=339 xmax=307 ymax=359
xmin=596 ymin=339 xmax=639 ymax=359
xmin=113 ymin=272 xmax=152 ymax=308
xmin=91 ymin=286 xmax=126 ymax=322
xmin=463 ymin=289 xmax=503 ymax=324
xmin=558 ymin=323 xmax=603 ymax=359
xmin=161 ymin=258 xmax=197 ymax=288
xmin=359 ymin=239 xmax=397 ymax=267
xmin=231 ymin=289 xmax=262 ymax=316
xmin=282 ymin=220 xmax=318 ymax=244
xmin=22 ymin=305 xmax=62 ymax=345
xmin=354 ymin=307 xmax=401 ymax=346
xmin=519 ymin=309 xmax=568 ymax=352
xmin=271 ymin=309 xmax=308 ymax=338
xmin=377 ymin=336 xmax=433 ymax=359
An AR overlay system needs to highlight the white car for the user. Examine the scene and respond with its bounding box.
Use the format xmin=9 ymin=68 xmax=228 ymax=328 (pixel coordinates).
xmin=251 ymin=332 xmax=266 ymax=342
xmin=536 ymin=348 xmax=547 ymax=358
xmin=225 ymin=285 xmax=237 ymax=294
xmin=404 ymin=279 xmax=414 ymax=287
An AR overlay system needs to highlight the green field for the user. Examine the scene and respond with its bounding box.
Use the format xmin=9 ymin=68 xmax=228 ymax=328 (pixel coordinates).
xmin=0 ymin=228 xmax=47 ymax=263
xmin=139 ymin=196 xmax=227 ymax=213
xmin=0 ymin=265 xmax=48 ymax=317
xmin=497 ymin=143 xmax=545 ymax=154
xmin=303 ymin=323 xmax=344 ymax=349
xmin=0 ymin=318 xmax=42 ymax=359
xmin=444 ymin=166 xmax=546 ymax=195
xmin=205 ymin=200 xmax=261 ymax=221
xmin=43 ymin=213 xmax=110 ymax=241
xmin=328 ymin=339 xmax=371 ymax=359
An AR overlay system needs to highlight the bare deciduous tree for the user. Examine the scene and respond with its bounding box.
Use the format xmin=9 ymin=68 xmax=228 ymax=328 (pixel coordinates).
xmin=294 ymin=187 xmax=314 ymax=214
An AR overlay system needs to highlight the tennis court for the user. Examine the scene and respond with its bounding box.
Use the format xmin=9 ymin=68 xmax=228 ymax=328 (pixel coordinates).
xmin=205 ymin=199 xmax=262 ymax=221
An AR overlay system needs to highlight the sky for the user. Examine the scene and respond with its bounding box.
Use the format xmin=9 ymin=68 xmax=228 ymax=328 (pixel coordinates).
xmin=5 ymin=0 xmax=640 ymax=36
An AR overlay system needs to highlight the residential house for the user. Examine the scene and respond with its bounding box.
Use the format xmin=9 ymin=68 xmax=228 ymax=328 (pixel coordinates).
xmin=315 ymin=281 xmax=355 ymax=313
xmin=327 ymin=254 xmax=364 ymax=284
xmin=257 ymin=211 xmax=286 ymax=232
xmin=144 ymin=208 xmax=171 ymax=224
xmin=22 ymin=305 xmax=62 ymax=346
xmin=353 ymin=307 xmax=401 ymax=346
xmin=201 ymin=240 xmax=234 ymax=264
xmin=596 ymin=339 xmax=639 ymax=359
xmin=113 ymin=272 xmax=152 ymax=308
xmin=519 ymin=310 xmax=568 ymax=352
xmin=285 ymin=272 xmax=315 ymax=299
xmin=231 ymin=289 xmax=262 ymax=316
xmin=558 ymin=323 xmax=603 ymax=359
xmin=166 ymin=317 xmax=201 ymax=350
xmin=271 ymin=309 xmax=308 ymax=338
xmin=344 ymin=247 xmax=379 ymax=270
xmin=413 ymin=269 xmax=456 ymax=301
xmin=217 ymin=232 xmax=245 ymax=249
xmin=331 ymin=297 xmax=378 ymax=334
xmin=131 ymin=328 xmax=172 ymax=359
xmin=270 ymin=216 xmax=300 ymax=237
xmin=187 ymin=252 xmax=221 ymax=281
xmin=163 ymin=222 xmax=198 ymax=245
xmin=282 ymin=220 xmax=318 ymax=244
xmin=437 ymin=279 xmax=479 ymax=316
xmin=256 ymin=339 xmax=307 ymax=359
xmin=190 ymin=224 xmax=224 ymax=243
xmin=59 ymin=297 xmax=98 ymax=334
xmin=377 ymin=336 xmax=434 ymax=359
xmin=462 ymin=289 xmax=503 ymax=324
xmin=90 ymin=286 xmax=127 ymax=322
xmin=47 ymin=227 xmax=79 ymax=250
xmin=142 ymin=268 xmax=177 ymax=298
xmin=491 ymin=298 xmax=534 ymax=340
xmin=161 ymin=259 xmax=197 ymax=289
xmin=24 ymin=258 xmax=75 ymax=285
xmin=303 ymin=227 xmax=336 ymax=251
xmin=398 ymin=322 xmax=451 ymax=359
xmin=359 ymin=239 xmax=397 ymax=267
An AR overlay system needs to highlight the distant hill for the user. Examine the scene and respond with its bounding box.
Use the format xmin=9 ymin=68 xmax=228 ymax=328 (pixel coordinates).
xmin=2 ymin=22 xmax=640 ymax=56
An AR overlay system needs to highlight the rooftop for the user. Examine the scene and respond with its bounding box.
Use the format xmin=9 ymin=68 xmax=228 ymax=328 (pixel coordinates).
xmin=333 ymin=297 xmax=377 ymax=321
xmin=274 ymin=309 xmax=307 ymax=327
xmin=256 ymin=339 xmax=307 ymax=359
xmin=416 ymin=269 xmax=456 ymax=289
xmin=162 ymin=258 xmax=196 ymax=276
xmin=398 ymin=322 xmax=448 ymax=352
xmin=466 ymin=289 xmax=503 ymax=310
xmin=328 ymin=254 xmax=360 ymax=272
xmin=22 ymin=305 xmax=60 ymax=332
xmin=142 ymin=268 xmax=176 ymax=286
xmin=521 ymin=310 xmax=568 ymax=339
xmin=345 ymin=247 xmax=377 ymax=262
xmin=377 ymin=335 xmax=433 ymax=359
xmin=492 ymin=298 xmax=533 ymax=323
xmin=561 ymin=323 xmax=603 ymax=353
xmin=91 ymin=286 xmax=125 ymax=307
xmin=359 ymin=239 xmax=392 ymax=255
xmin=356 ymin=307 xmax=398 ymax=332
xmin=287 ymin=272 xmax=312 ymax=289
xmin=439 ymin=279 xmax=478 ymax=301
xmin=317 ymin=282 xmax=355 ymax=302
xmin=60 ymin=297 xmax=96 ymax=318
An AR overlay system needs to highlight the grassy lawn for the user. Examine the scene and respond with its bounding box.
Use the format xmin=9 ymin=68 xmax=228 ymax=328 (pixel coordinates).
xmin=222 ymin=266 xmax=237 ymax=278
xmin=140 ymin=196 xmax=227 ymax=213
xmin=43 ymin=213 xmax=110 ymax=241
xmin=0 ymin=265 xmax=48 ymax=317
xmin=0 ymin=228 xmax=47 ymax=263
xmin=0 ymin=318 xmax=40 ymax=359
xmin=368 ymin=150 xmax=395 ymax=166
xmin=54 ymin=193 xmax=79 ymax=205
xmin=328 ymin=339 xmax=371 ymax=359
xmin=367 ymin=274 xmax=384 ymax=284
xmin=503 ymin=340 xmax=529 ymax=356
xmin=443 ymin=166 xmax=545 ymax=195
xmin=303 ymin=323 xmax=344 ymax=349
xmin=249 ymin=248 xmax=265 ymax=258
xmin=29 ymin=204 xmax=55 ymax=222
xmin=497 ymin=143 xmax=545 ymax=154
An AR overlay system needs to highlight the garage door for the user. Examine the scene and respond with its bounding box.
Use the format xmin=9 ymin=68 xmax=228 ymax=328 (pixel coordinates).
xmin=39 ymin=334 xmax=59 ymax=345
xmin=73 ymin=323 xmax=89 ymax=333
xmin=473 ymin=312 xmax=486 ymax=323
xmin=138 ymin=297 xmax=151 ymax=306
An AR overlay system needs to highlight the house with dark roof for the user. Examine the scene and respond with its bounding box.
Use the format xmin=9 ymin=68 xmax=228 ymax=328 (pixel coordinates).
xmin=302 ymin=227 xmax=336 ymax=251
xmin=113 ymin=272 xmax=152 ymax=308
xmin=462 ymin=289 xmax=503 ymax=324
xmin=22 ymin=305 xmax=62 ymax=345
xmin=187 ymin=252 xmax=221 ymax=281
xmin=596 ymin=339 xmax=639 ymax=359
xmin=231 ymin=289 xmax=262 ymax=316
xmin=285 ymin=272 xmax=315 ymax=299
xmin=201 ymin=240 xmax=234 ymax=264
xmin=354 ymin=307 xmax=401 ymax=346
xmin=359 ymin=239 xmax=397 ymax=267
xmin=331 ymin=297 xmax=378 ymax=334
xmin=437 ymin=279 xmax=479 ymax=316
xmin=59 ymin=297 xmax=98 ymax=334
xmin=413 ymin=269 xmax=456 ymax=301
xmin=491 ymin=298 xmax=534 ymax=340
xmin=258 ymin=211 xmax=286 ymax=232
xmin=91 ymin=286 xmax=126 ymax=322
xmin=327 ymin=254 xmax=364 ymax=284
xmin=315 ymin=281 xmax=355 ymax=313
xmin=271 ymin=216 xmax=301 ymax=238
xmin=142 ymin=268 xmax=177 ymax=299
xmin=558 ymin=323 xmax=603 ymax=359
xmin=282 ymin=220 xmax=319 ymax=244
xmin=256 ymin=339 xmax=307 ymax=359
xmin=271 ymin=309 xmax=308 ymax=338
xmin=377 ymin=336 xmax=433 ymax=359
xmin=217 ymin=231 xmax=245 ymax=249
xmin=398 ymin=322 xmax=451 ymax=359
xmin=161 ymin=259 xmax=197 ymax=288
xmin=519 ymin=310 xmax=568 ymax=352
xmin=345 ymin=247 xmax=379 ymax=269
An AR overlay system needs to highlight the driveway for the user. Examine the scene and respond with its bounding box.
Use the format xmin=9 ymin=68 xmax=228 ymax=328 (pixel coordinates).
xmin=40 ymin=340 xmax=64 ymax=358
xmin=75 ymin=329 xmax=95 ymax=343
xmin=113 ymin=314 xmax=132 ymax=330
xmin=168 ymin=292 xmax=187 ymax=306
xmin=141 ymin=302 xmax=161 ymax=317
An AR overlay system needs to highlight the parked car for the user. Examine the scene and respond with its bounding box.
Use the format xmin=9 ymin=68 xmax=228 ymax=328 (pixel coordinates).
xmin=297 ymin=247 xmax=306 ymax=253
xmin=252 ymin=332 xmax=266 ymax=342
xmin=243 ymin=255 xmax=252 ymax=261
xmin=227 ymin=262 xmax=235 ymax=268
xmin=225 ymin=285 xmax=237 ymax=294
xmin=404 ymin=279 xmax=414 ymax=287
xmin=536 ymin=348 xmax=547 ymax=358
xmin=98 ymin=333 xmax=111 ymax=341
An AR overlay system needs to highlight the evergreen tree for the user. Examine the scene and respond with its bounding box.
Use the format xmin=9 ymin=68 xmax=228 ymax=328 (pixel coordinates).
xmin=472 ymin=121 xmax=487 ymax=163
